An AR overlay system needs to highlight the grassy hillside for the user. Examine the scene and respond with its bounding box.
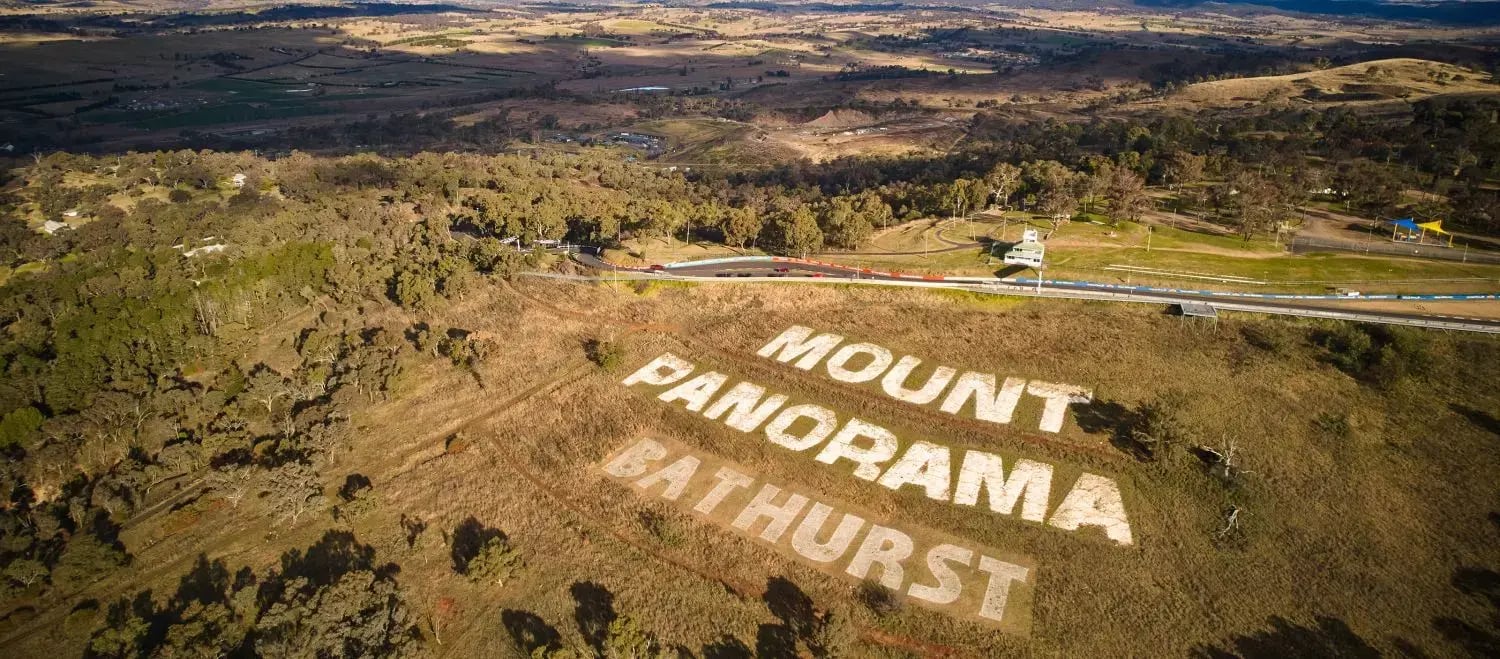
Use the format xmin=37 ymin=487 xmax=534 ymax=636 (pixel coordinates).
xmin=7 ymin=278 xmax=1496 ymax=657
xmin=1162 ymin=58 xmax=1500 ymax=111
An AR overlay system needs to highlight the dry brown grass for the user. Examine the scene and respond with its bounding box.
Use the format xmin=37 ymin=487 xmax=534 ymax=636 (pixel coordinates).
xmin=1150 ymin=58 xmax=1500 ymax=113
xmin=11 ymin=278 xmax=1498 ymax=657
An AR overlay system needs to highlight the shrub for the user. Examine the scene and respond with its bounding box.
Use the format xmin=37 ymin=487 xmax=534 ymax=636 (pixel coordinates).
xmin=332 ymin=474 xmax=375 ymax=522
xmin=585 ymin=339 xmax=625 ymax=372
xmin=1313 ymin=323 xmax=1429 ymax=389
xmin=466 ymin=536 xmax=523 ymax=585
xmin=1314 ymin=411 xmax=1351 ymax=440
xmin=1131 ymin=390 xmax=1194 ymax=460
xmin=602 ymin=615 xmax=659 ymax=658
xmin=444 ymin=431 xmax=472 ymax=455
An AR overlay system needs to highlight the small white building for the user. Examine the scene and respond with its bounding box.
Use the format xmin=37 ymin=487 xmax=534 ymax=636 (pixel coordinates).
xmin=230 ymin=173 xmax=247 ymax=189
xmin=1003 ymin=228 xmax=1045 ymax=268
xmin=41 ymin=220 xmax=70 ymax=235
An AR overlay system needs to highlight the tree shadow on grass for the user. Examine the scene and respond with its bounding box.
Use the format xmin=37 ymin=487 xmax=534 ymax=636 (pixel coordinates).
xmin=501 ymin=609 xmax=562 ymax=656
xmin=756 ymin=576 xmax=837 ymax=659
xmin=1450 ymin=404 xmax=1500 ymax=439
xmin=451 ymin=517 xmax=505 ymax=575
xmin=272 ymin=529 xmax=375 ymax=591
xmin=703 ymin=634 xmax=754 ymax=659
xmin=571 ymin=580 xmax=617 ymax=655
xmin=1070 ymin=398 xmax=1149 ymax=461
xmin=1434 ymin=565 xmax=1500 ymax=656
xmin=337 ymin=473 xmax=372 ymax=501
xmin=1190 ymin=615 xmax=1379 ymax=658
xmin=764 ymin=576 xmax=817 ymax=638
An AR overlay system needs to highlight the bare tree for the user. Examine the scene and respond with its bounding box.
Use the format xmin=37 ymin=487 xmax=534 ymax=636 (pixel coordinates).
xmin=265 ymin=461 xmax=326 ymax=527
xmin=208 ymin=466 xmax=255 ymax=509
xmin=984 ymin=162 xmax=1022 ymax=210
xmin=192 ymin=290 xmax=220 ymax=338
xmin=1107 ymin=169 xmax=1149 ymax=226
xmin=1216 ymin=505 xmax=1242 ymax=539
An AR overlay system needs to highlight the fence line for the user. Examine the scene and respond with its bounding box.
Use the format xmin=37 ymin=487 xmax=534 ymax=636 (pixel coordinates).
xmin=527 ymin=270 xmax=1500 ymax=334
xmin=1290 ymin=236 xmax=1500 ymax=265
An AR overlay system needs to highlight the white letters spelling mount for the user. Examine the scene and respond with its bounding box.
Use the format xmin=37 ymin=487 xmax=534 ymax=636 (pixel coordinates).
xmin=602 ymin=438 xmax=1037 ymax=632
xmin=620 ymin=337 xmax=1134 ymax=546
xmin=759 ymin=325 xmax=1093 ymax=434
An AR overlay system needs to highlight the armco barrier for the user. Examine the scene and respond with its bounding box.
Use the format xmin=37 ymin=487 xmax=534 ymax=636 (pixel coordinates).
xmin=651 ymin=256 xmax=1496 ymax=302
xmin=770 ymin=256 xmax=949 ymax=281
xmin=663 ymin=256 xmax=776 ymax=268
xmin=522 ymin=271 xmax=1500 ymax=334
xmin=1008 ymin=277 xmax=1500 ymax=303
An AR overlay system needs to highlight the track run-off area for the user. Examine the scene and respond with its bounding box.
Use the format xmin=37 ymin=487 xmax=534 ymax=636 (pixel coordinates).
xmin=565 ymin=252 xmax=1500 ymax=334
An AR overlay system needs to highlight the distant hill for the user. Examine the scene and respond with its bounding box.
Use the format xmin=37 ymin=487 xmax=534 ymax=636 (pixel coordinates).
xmin=1153 ymin=58 xmax=1500 ymax=113
xmin=1134 ymin=0 xmax=1500 ymax=25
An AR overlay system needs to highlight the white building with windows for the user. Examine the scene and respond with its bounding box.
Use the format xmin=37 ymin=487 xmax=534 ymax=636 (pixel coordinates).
xmin=1003 ymin=228 xmax=1045 ymax=268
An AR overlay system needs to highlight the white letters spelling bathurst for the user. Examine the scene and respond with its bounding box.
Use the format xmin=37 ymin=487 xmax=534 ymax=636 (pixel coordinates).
xmin=634 ymin=455 xmax=700 ymax=501
xmin=791 ymin=503 xmax=866 ymax=563
xmin=846 ymin=524 xmax=914 ymax=590
xmin=694 ymin=466 xmax=753 ymax=515
xmin=977 ymin=555 xmax=1031 ymax=622
xmin=908 ymin=544 xmax=973 ymax=605
xmin=732 ymin=484 xmax=810 ymax=542
xmin=621 ymin=354 xmax=1135 ymax=546
xmin=602 ymin=438 xmax=1037 ymax=631
xmin=760 ymin=326 xmax=1092 ymax=434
